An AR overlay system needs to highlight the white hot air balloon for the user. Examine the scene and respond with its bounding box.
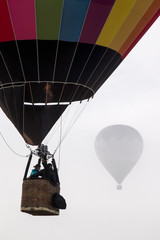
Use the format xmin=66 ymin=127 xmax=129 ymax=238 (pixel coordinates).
xmin=95 ymin=125 xmax=143 ymax=189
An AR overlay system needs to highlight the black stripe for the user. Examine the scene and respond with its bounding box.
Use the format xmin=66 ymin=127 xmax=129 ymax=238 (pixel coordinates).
xmin=0 ymin=40 xmax=122 ymax=101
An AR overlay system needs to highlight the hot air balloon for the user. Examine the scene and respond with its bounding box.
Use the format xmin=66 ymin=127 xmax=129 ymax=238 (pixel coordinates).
xmin=95 ymin=125 xmax=143 ymax=189
xmin=0 ymin=0 xmax=159 ymax=146
xmin=0 ymin=0 xmax=159 ymax=215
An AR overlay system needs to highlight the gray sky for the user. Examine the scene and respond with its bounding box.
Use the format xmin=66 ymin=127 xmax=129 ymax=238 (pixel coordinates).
xmin=0 ymin=18 xmax=160 ymax=240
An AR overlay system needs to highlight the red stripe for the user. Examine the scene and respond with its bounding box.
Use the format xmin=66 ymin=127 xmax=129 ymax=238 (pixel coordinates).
xmin=122 ymin=10 xmax=160 ymax=59
xmin=0 ymin=0 xmax=15 ymax=42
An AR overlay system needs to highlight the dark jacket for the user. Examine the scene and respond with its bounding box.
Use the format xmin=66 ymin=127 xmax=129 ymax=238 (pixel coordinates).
xmin=30 ymin=161 xmax=59 ymax=186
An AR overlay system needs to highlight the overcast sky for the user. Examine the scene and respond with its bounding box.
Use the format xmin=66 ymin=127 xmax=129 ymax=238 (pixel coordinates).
xmin=0 ymin=18 xmax=160 ymax=240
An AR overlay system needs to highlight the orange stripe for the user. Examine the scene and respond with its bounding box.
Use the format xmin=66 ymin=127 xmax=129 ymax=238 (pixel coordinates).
xmin=119 ymin=0 xmax=160 ymax=56
xmin=109 ymin=0 xmax=154 ymax=52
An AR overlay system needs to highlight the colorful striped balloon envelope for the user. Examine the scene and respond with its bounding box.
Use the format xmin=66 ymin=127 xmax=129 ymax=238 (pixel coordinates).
xmin=0 ymin=0 xmax=159 ymax=145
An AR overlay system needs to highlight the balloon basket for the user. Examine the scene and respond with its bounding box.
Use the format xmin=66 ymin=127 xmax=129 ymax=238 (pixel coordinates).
xmin=117 ymin=184 xmax=122 ymax=190
xmin=21 ymin=179 xmax=60 ymax=216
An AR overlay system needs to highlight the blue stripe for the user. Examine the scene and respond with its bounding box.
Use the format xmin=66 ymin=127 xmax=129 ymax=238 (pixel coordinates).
xmin=60 ymin=0 xmax=90 ymax=42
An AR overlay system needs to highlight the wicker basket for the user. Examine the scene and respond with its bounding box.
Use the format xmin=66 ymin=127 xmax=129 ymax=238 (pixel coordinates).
xmin=21 ymin=178 xmax=60 ymax=216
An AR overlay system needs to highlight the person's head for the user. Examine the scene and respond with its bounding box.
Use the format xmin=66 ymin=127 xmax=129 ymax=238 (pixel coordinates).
xmin=34 ymin=164 xmax=41 ymax=170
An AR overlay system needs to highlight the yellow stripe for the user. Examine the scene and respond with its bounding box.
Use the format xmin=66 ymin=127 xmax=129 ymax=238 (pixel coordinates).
xmin=110 ymin=0 xmax=154 ymax=52
xmin=96 ymin=0 xmax=137 ymax=47
xmin=96 ymin=0 xmax=154 ymax=51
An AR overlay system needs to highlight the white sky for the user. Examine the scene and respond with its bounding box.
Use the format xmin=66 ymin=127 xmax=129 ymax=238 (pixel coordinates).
xmin=0 ymin=18 xmax=160 ymax=240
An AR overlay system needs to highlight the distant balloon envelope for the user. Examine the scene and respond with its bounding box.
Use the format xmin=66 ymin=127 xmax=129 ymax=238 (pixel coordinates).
xmin=95 ymin=125 xmax=143 ymax=189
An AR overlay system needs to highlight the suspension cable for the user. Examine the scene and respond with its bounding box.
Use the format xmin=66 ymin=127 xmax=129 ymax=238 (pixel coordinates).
xmin=53 ymin=100 xmax=89 ymax=155
xmin=57 ymin=115 xmax=63 ymax=170
xmin=0 ymin=132 xmax=29 ymax=158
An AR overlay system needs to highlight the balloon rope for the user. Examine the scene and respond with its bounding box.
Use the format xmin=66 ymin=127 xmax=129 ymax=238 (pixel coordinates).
xmin=57 ymin=115 xmax=63 ymax=170
xmin=0 ymin=52 xmax=14 ymax=84
xmin=57 ymin=0 xmax=136 ymax=103
xmin=6 ymin=0 xmax=26 ymax=83
xmin=53 ymin=1 xmax=96 ymax=103
xmin=81 ymin=52 xmax=121 ymax=101
xmin=6 ymin=0 xmax=37 ymax=134
xmin=43 ymin=100 xmax=77 ymax=145
xmin=43 ymin=103 xmax=88 ymax=169
xmin=22 ymin=86 xmax=25 ymax=138
xmin=56 ymin=2 xmax=92 ymax=103
xmin=54 ymin=100 xmax=88 ymax=154
xmin=93 ymin=57 xmax=122 ymax=92
xmin=0 ymin=132 xmax=29 ymax=158
xmin=33 ymin=0 xmax=40 ymax=83
xmin=77 ymin=0 xmax=139 ymax=101
xmin=36 ymin=43 xmax=40 ymax=83
xmin=69 ymin=47 xmax=96 ymax=103
xmin=52 ymin=0 xmax=64 ymax=83
xmin=45 ymin=102 xmax=83 ymax=148
xmin=5 ymin=1 xmax=34 ymax=145
xmin=0 ymin=87 xmax=12 ymax=120
xmin=0 ymin=54 xmax=18 ymax=124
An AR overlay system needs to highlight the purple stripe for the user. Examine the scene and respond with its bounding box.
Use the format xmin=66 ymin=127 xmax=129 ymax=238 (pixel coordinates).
xmin=92 ymin=0 xmax=115 ymax=4
xmin=8 ymin=0 xmax=36 ymax=40
xmin=79 ymin=0 xmax=115 ymax=44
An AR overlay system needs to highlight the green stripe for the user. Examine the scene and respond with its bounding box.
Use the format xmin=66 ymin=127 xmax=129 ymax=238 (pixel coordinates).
xmin=35 ymin=0 xmax=63 ymax=40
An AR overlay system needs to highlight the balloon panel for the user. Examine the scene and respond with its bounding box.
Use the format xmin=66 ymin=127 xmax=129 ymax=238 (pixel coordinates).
xmin=0 ymin=0 xmax=159 ymax=145
xmin=7 ymin=0 xmax=37 ymax=40
xmin=59 ymin=0 xmax=90 ymax=42
xmin=95 ymin=125 xmax=143 ymax=184
xmin=0 ymin=0 xmax=158 ymax=54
